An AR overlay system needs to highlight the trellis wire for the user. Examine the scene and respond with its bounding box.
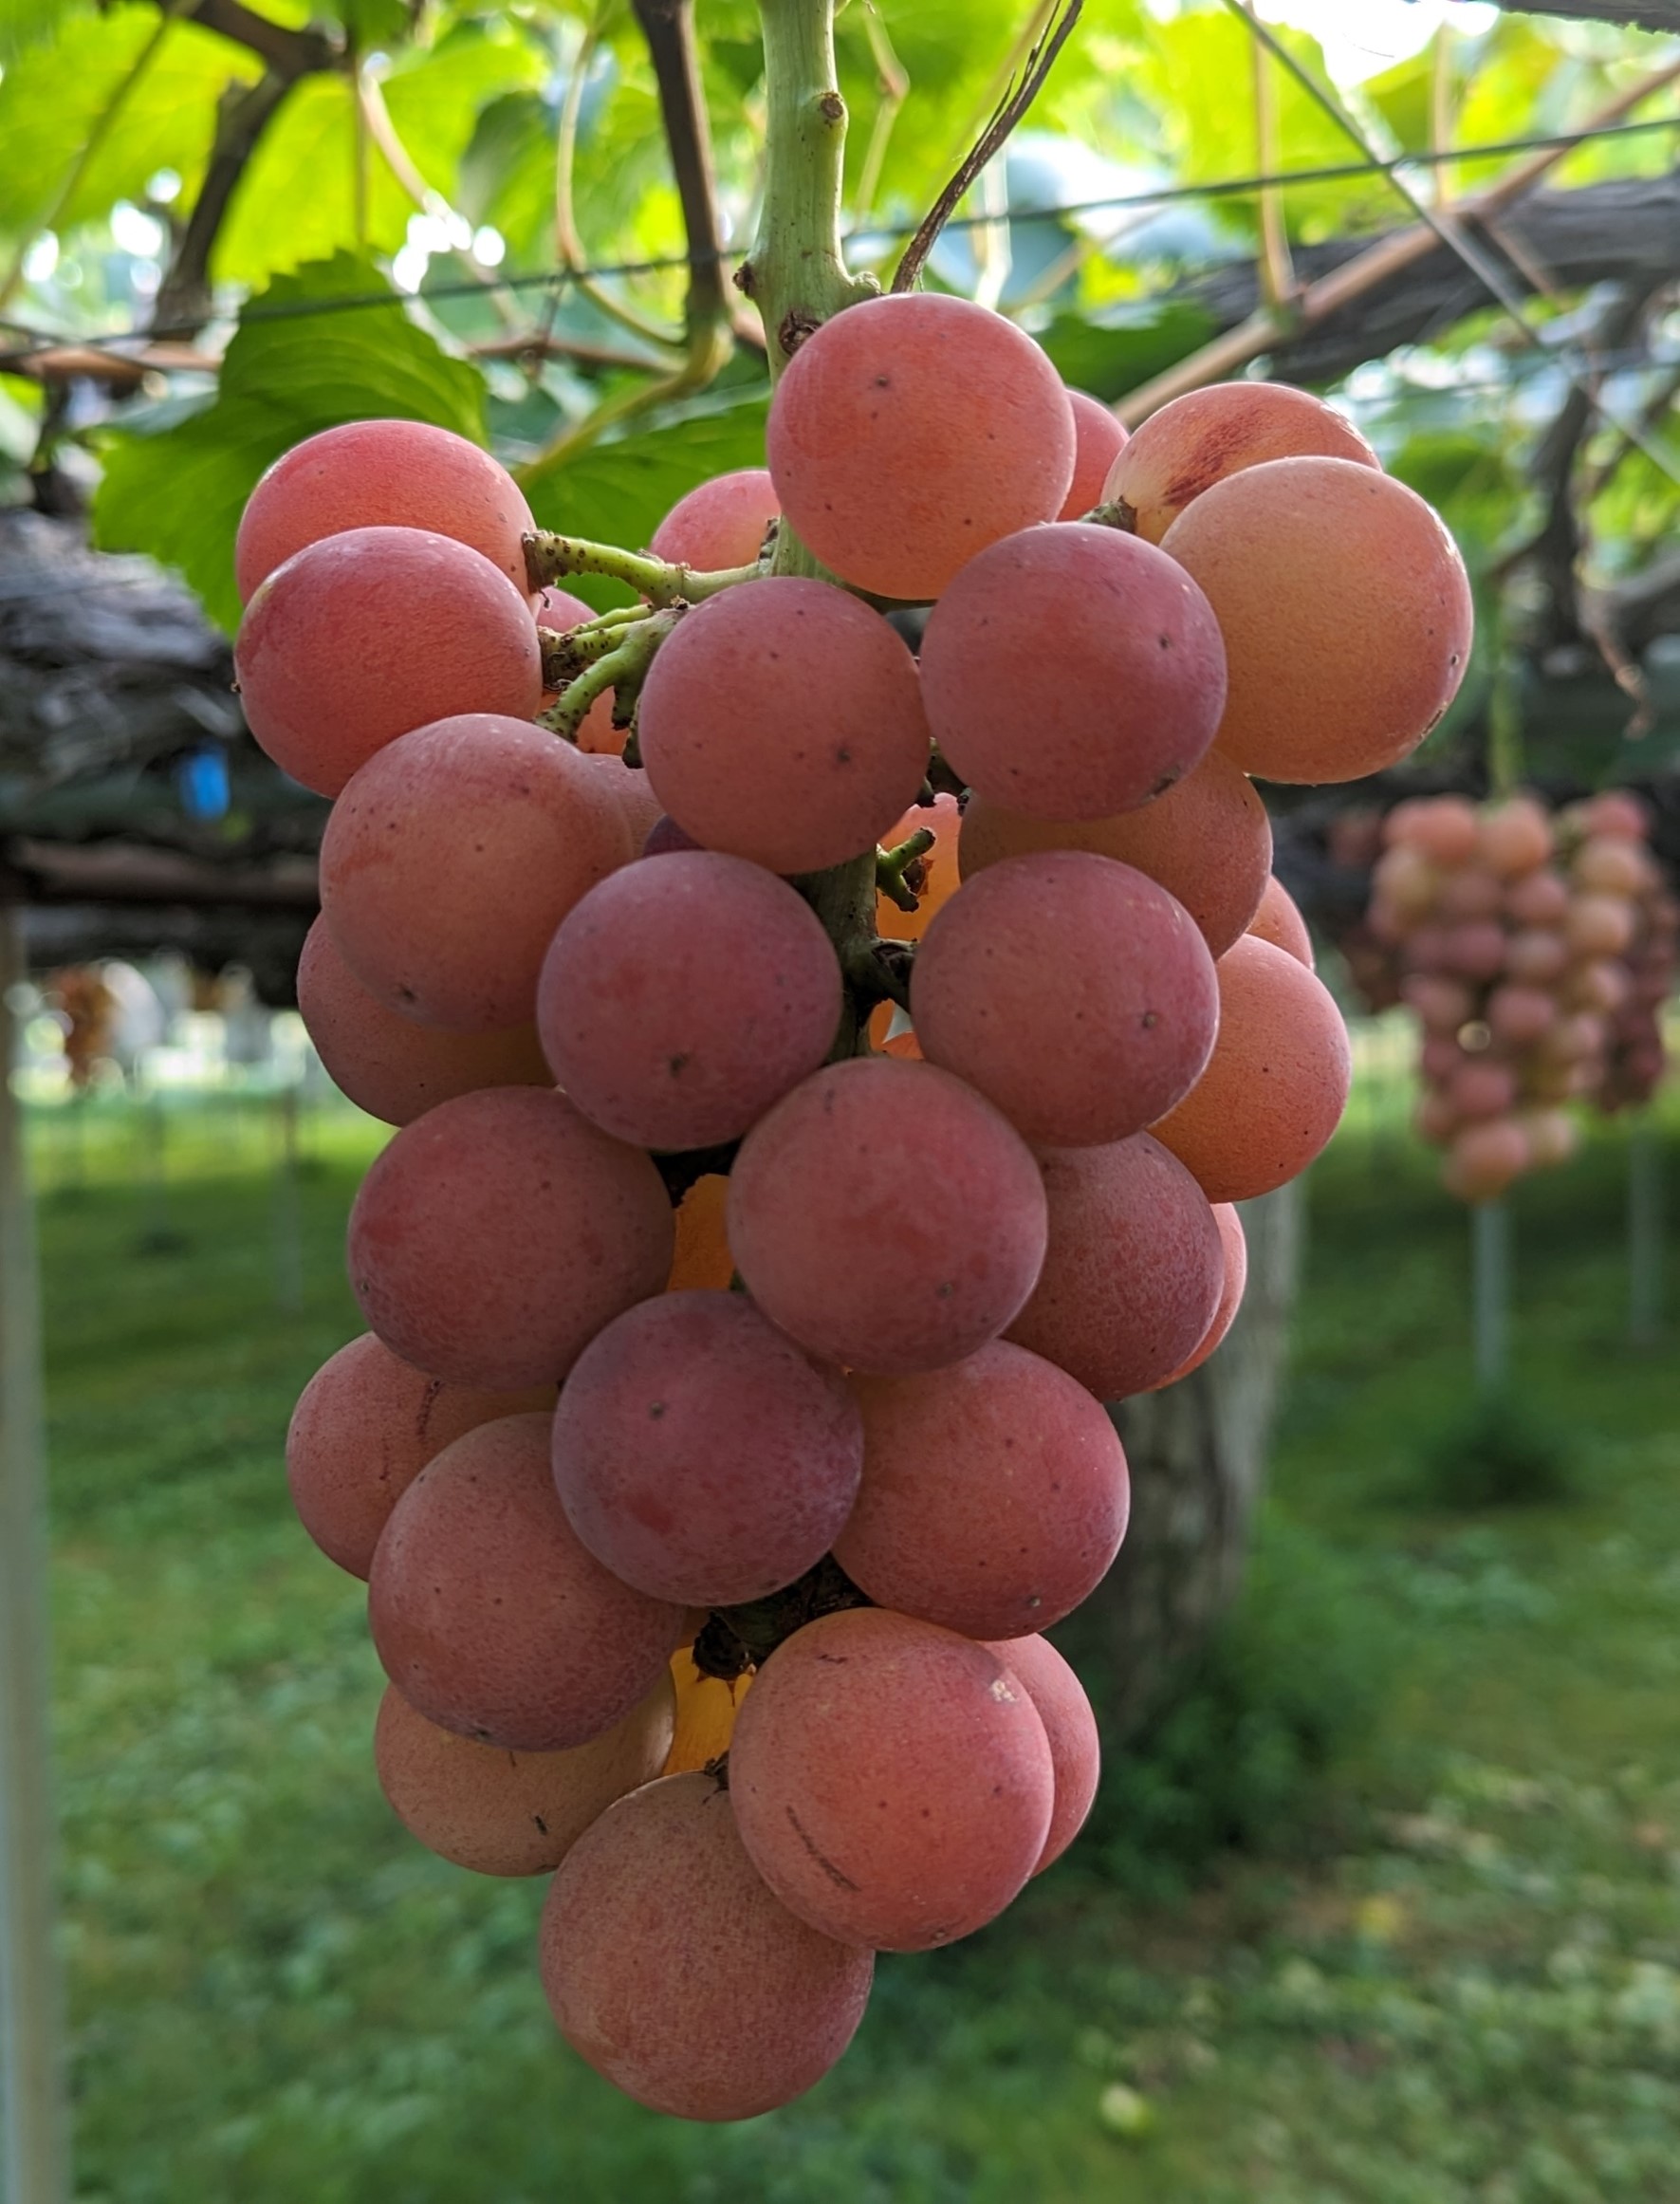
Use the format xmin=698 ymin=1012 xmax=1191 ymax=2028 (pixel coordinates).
xmin=2 ymin=111 xmax=1678 ymax=367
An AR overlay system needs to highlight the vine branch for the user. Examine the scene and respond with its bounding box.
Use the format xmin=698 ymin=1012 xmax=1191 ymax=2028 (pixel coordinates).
xmin=891 ymin=0 xmax=1082 ymax=294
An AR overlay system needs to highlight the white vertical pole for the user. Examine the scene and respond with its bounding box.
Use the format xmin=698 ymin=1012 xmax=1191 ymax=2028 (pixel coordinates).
xmin=0 ymin=903 xmax=71 ymax=2204
xmin=1472 ymin=1196 xmax=1510 ymax=1393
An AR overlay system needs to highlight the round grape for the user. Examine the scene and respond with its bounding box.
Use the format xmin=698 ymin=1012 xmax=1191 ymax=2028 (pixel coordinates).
xmin=368 ymin=1413 xmax=685 ymax=1750
xmin=347 ymin=1086 xmax=674 ymax=1389
xmin=234 ymin=528 xmax=543 ymax=797
xmin=727 ymin=1057 xmax=1047 ymax=1375
xmin=638 ymin=578 xmax=931 ymax=873
xmin=729 ymin=1608 xmax=1054 ymax=1950
xmin=921 ymin=523 xmax=1227 ymax=820
xmin=536 ymin=852 xmax=841 ymax=1150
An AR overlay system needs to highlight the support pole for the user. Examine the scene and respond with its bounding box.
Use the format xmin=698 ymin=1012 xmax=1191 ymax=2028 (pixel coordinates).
xmin=272 ymin=1082 xmax=304 ymax=1316
xmin=0 ymin=903 xmax=72 ymax=2204
xmin=1472 ymin=1196 xmax=1511 ymax=1393
xmin=1628 ymin=1115 xmax=1663 ymax=1347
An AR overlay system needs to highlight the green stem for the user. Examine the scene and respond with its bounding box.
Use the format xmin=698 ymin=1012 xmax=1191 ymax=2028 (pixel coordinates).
xmin=524 ymin=530 xmax=760 ymax=605
xmin=875 ymin=825 xmax=935 ymax=913
xmin=742 ymin=0 xmax=878 ymax=383
xmin=540 ymin=609 xmax=681 ymax=741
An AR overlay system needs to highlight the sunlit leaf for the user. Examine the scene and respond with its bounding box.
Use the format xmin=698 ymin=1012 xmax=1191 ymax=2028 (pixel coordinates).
xmin=92 ymin=252 xmax=488 ymax=631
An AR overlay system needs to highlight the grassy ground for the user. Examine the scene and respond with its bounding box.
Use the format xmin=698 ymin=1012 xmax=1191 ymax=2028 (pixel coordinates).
xmin=20 ymin=1072 xmax=1680 ymax=2202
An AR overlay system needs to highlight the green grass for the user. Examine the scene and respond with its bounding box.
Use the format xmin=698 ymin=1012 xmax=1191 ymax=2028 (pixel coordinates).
xmin=20 ymin=1079 xmax=1680 ymax=2202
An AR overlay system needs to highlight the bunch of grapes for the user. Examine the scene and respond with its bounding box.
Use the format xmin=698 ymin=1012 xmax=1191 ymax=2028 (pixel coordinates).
xmin=246 ymin=309 xmax=1471 ymax=2121
xmin=1371 ymin=790 xmax=1660 ymax=1199
xmin=1568 ymin=793 xmax=1677 ymax=1114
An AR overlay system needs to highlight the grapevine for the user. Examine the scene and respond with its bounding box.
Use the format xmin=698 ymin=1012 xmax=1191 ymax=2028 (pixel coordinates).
xmin=244 ymin=0 xmax=1481 ymax=2122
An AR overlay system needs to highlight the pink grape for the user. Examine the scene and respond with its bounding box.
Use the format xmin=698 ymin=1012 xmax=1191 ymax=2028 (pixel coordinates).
xmin=766 ymin=292 xmax=1075 ymax=599
xmin=347 ymin=1086 xmax=674 ymax=1389
xmin=1147 ymin=1200 xmax=1248 ymax=1390
xmin=296 ymin=917 xmax=551 ymax=1126
xmin=549 ymin=1290 xmax=863 ymax=1607
xmin=1443 ymin=1118 xmax=1531 ymax=1202
xmin=1102 ymin=380 xmax=1378 ymax=545
xmin=235 ymin=418 xmax=535 ymax=601
xmin=648 ymin=469 xmax=779 ymax=571
xmin=1151 ymin=936 xmax=1352 ymax=1204
xmin=1506 ymin=870 xmax=1570 ymax=926
xmin=234 ymin=528 xmax=542 ymax=797
xmin=536 ymin=852 xmax=842 ymax=1150
xmin=579 ymin=750 xmax=663 ymax=848
xmin=920 ymin=522 xmax=1227 ymax=820
xmin=1441 ymin=921 xmax=1508 ymax=982
xmin=831 ymin=1340 xmax=1129 ymax=1640
xmin=285 ymin=1333 xmax=552 ymax=1579
xmin=1246 ymin=875 xmax=1314 ymax=968
xmin=374 ymin=1673 xmax=674 ymax=1877
xmin=910 ymin=851 xmax=1218 ymax=1145
xmin=1505 ymin=929 xmax=1568 ymax=985
xmin=637 ymin=579 xmax=930 ymax=873
xmin=1162 ymin=456 xmax=1473 ymax=784
xmin=320 ymin=714 xmax=631 ymax=1032
xmin=539 ymin=1772 xmax=874 ymax=2120
xmin=959 ymin=750 xmax=1271 ymax=959
xmin=982 ymin=1634 xmax=1100 ymax=1873
xmin=1005 ymin=1133 xmax=1224 ymax=1398
xmin=727 ymin=1057 xmax=1047 ymax=1376
xmin=1477 ymin=795 xmax=1553 ymax=876
xmin=1388 ymin=794 xmax=1480 ymax=865
xmin=368 ymin=1413 xmax=685 ymax=1750
xmin=729 ymin=1608 xmax=1054 ymax=1950
xmin=1059 ymin=391 xmax=1129 ymax=519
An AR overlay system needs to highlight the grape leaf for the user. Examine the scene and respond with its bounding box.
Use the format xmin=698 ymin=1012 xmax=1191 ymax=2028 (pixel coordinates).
xmin=92 ymin=252 xmax=488 ymax=633
xmin=1037 ymin=299 xmax=1217 ymax=404
xmin=519 ymin=393 xmax=771 ymax=614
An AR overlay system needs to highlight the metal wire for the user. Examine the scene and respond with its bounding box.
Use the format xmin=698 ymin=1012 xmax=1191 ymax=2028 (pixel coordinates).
xmin=1 ymin=111 xmax=1676 ymax=369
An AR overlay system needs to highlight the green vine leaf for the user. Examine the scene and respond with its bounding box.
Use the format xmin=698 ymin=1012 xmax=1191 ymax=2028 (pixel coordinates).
xmin=91 ymin=251 xmax=489 ymax=633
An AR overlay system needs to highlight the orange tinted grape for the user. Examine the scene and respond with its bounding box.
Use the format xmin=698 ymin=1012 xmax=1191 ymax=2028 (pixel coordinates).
xmin=373 ymin=1672 xmax=674 ymax=1876
xmin=236 ymin=419 xmax=535 ymax=601
xmin=550 ymin=1290 xmax=863 ymax=1607
xmin=234 ymin=528 xmax=543 ymax=797
xmin=958 ymin=749 xmax=1271 ymax=958
xmin=539 ymin=1772 xmax=874 ymax=2120
xmin=638 ymin=579 xmax=930 ymax=873
xmin=536 ymin=852 xmax=842 ymax=1150
xmin=1059 ymin=390 xmax=1130 ymax=519
xmin=1006 ymin=1133 xmax=1224 ymax=1398
xmin=369 ymin=1413 xmax=684 ymax=1750
xmin=1103 ymin=380 xmax=1377 ymax=545
xmin=832 ymin=1340 xmax=1129 ymax=1639
xmin=1246 ymin=875 xmax=1314 ymax=967
xmin=667 ymin=1173 xmax=733 ymax=1290
xmin=727 ymin=1057 xmax=1047 ymax=1375
xmin=766 ymin=292 xmax=1075 ymax=599
xmin=983 ymin=1633 xmax=1099 ymax=1873
xmin=1151 ymin=935 xmax=1351 ymax=1202
xmin=910 ymin=851 xmax=1218 ymax=1145
xmin=321 ymin=713 xmax=630 ymax=1034
xmin=1162 ymin=456 xmax=1472 ymax=784
xmin=285 ymin=1332 xmax=552 ymax=1579
xmin=347 ymin=1086 xmax=673 ymax=1388
xmin=921 ymin=523 xmax=1226 ymax=820
xmin=297 ymin=917 xmax=551 ymax=1126
xmin=648 ymin=469 xmax=779 ymax=570
xmin=729 ymin=1609 xmax=1053 ymax=1950
xmin=662 ymin=1648 xmax=751 ymax=1775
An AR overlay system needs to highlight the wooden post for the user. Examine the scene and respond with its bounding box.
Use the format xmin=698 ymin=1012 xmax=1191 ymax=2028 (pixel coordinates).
xmin=1628 ymin=1115 xmax=1663 ymax=1347
xmin=0 ymin=902 xmax=72 ymax=2204
xmin=1472 ymin=1196 xmax=1511 ymax=1392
